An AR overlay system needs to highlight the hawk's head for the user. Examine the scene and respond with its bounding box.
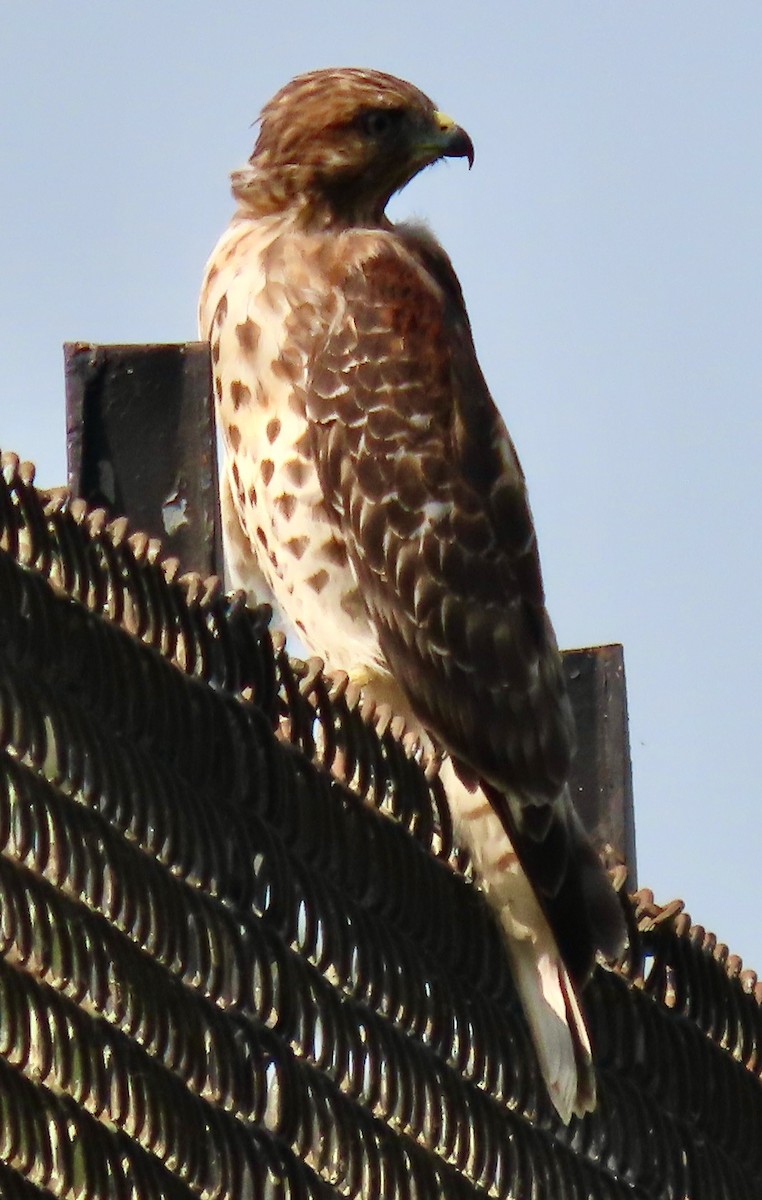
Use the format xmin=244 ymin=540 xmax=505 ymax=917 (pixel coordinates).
xmin=232 ymin=67 xmax=474 ymax=226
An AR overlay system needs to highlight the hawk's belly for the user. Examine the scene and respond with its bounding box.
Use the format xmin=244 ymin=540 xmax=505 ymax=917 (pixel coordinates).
xmin=201 ymin=215 xmax=385 ymax=675
xmin=221 ymin=408 xmax=384 ymax=677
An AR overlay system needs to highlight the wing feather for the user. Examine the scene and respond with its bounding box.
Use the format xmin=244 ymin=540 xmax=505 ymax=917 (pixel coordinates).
xmin=307 ymin=231 xmax=573 ymax=799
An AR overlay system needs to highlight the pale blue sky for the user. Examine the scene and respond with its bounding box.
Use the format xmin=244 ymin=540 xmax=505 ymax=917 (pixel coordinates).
xmin=2 ymin=3 xmax=760 ymax=967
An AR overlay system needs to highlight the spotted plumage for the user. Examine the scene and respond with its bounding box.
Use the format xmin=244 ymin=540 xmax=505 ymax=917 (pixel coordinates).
xmin=199 ymin=67 xmax=626 ymax=1121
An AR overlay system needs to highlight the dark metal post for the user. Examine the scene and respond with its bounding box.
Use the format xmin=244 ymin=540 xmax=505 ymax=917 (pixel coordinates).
xmin=65 ymin=341 xmax=222 ymax=578
xmin=563 ymin=644 xmax=637 ymax=887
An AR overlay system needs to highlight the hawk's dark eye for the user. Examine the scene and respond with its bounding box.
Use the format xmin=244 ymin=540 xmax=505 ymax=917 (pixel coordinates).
xmin=358 ymin=108 xmax=403 ymax=139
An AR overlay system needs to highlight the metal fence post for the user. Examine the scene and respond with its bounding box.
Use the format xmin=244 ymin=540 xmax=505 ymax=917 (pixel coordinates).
xmin=65 ymin=341 xmax=222 ymax=578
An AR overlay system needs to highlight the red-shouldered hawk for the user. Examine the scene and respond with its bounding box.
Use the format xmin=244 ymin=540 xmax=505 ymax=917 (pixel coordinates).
xmin=199 ymin=67 xmax=626 ymax=1121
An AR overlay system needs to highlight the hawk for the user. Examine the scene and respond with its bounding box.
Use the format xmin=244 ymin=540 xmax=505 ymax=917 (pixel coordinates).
xmin=199 ymin=67 xmax=626 ymax=1121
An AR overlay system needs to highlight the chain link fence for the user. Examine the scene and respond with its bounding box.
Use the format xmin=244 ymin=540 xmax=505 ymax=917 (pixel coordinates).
xmin=1 ymin=450 xmax=760 ymax=1198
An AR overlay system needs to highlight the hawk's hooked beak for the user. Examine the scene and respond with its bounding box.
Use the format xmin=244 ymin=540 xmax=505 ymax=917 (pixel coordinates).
xmin=432 ymin=109 xmax=475 ymax=169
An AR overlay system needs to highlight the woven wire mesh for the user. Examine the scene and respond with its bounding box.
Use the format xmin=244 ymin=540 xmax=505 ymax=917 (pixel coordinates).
xmin=0 ymin=449 xmax=761 ymax=1199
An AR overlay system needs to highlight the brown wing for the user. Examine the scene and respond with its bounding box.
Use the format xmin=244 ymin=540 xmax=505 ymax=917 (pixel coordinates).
xmin=304 ymin=232 xmax=623 ymax=975
xmin=306 ymin=232 xmax=573 ymax=797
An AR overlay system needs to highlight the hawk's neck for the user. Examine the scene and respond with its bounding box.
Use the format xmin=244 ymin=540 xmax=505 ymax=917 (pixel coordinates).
xmin=231 ymin=165 xmax=393 ymax=233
